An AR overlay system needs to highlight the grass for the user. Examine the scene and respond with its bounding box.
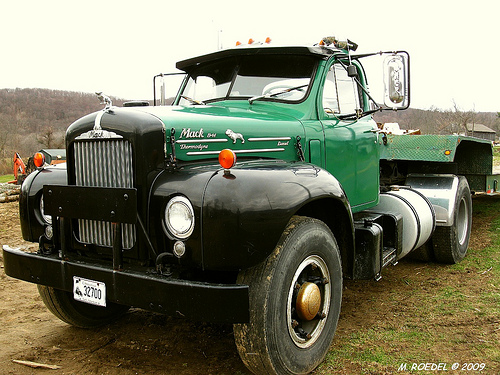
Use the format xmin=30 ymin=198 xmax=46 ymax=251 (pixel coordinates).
xmin=0 ymin=174 xmax=14 ymax=183
xmin=493 ymin=146 xmax=500 ymax=168
xmin=316 ymin=195 xmax=500 ymax=374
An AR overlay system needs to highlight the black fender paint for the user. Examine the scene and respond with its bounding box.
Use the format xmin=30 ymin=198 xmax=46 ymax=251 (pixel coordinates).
xmin=19 ymin=165 xmax=67 ymax=242
xmin=150 ymin=160 xmax=353 ymax=271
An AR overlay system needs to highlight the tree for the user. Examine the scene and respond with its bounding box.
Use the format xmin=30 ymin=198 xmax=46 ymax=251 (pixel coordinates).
xmin=434 ymin=100 xmax=476 ymax=135
xmin=0 ymin=113 xmax=13 ymax=158
xmin=38 ymin=126 xmax=64 ymax=149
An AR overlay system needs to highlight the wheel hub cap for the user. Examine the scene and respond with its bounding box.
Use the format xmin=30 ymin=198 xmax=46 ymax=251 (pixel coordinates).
xmin=287 ymin=255 xmax=331 ymax=348
xmin=296 ymin=282 xmax=321 ymax=321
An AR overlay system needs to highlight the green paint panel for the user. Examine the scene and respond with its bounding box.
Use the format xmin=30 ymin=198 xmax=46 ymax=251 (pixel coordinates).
xmin=138 ymin=104 xmax=304 ymax=162
xmin=309 ymin=139 xmax=323 ymax=167
xmin=380 ymin=134 xmax=458 ymax=162
xmin=380 ymin=134 xmax=491 ymax=163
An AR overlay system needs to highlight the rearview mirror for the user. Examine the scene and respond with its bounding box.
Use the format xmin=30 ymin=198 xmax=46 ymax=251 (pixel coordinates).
xmin=383 ymin=52 xmax=409 ymax=109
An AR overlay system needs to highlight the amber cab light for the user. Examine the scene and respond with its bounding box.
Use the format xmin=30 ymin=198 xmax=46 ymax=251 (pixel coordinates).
xmin=33 ymin=152 xmax=45 ymax=168
xmin=219 ymin=149 xmax=236 ymax=170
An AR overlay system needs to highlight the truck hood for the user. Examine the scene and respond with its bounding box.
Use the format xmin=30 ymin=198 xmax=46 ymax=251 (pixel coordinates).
xmin=136 ymin=104 xmax=305 ymax=162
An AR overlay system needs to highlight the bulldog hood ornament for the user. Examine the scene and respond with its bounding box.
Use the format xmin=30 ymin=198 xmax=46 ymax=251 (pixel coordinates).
xmin=96 ymin=91 xmax=113 ymax=112
xmin=75 ymin=92 xmax=122 ymax=140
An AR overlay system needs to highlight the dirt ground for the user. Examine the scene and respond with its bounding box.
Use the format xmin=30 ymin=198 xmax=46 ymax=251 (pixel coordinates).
xmin=0 ymin=196 xmax=499 ymax=375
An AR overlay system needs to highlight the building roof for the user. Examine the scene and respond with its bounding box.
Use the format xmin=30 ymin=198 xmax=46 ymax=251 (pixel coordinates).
xmin=466 ymin=123 xmax=496 ymax=133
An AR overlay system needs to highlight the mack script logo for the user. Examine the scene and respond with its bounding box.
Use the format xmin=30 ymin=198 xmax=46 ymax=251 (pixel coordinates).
xmin=179 ymin=128 xmax=245 ymax=144
xmin=180 ymin=128 xmax=205 ymax=139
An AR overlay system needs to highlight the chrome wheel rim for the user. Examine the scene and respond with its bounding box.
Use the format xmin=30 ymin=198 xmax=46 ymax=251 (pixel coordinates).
xmin=457 ymin=196 xmax=469 ymax=246
xmin=287 ymin=255 xmax=331 ymax=348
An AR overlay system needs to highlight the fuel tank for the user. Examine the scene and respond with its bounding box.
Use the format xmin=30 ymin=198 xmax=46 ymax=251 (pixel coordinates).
xmin=372 ymin=187 xmax=435 ymax=258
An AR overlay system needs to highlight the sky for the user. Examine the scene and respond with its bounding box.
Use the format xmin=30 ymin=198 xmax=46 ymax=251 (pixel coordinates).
xmin=1 ymin=0 xmax=499 ymax=112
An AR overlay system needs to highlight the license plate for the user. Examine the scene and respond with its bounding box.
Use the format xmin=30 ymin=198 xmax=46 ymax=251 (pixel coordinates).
xmin=73 ymin=277 xmax=106 ymax=307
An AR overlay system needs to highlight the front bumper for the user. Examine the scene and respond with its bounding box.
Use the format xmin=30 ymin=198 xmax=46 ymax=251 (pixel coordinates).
xmin=2 ymin=247 xmax=249 ymax=323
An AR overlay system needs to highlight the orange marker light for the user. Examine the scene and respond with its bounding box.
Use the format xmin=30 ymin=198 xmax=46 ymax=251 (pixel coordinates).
xmin=219 ymin=149 xmax=236 ymax=170
xmin=248 ymin=38 xmax=255 ymax=45
xmin=236 ymin=41 xmax=242 ymax=46
xmin=33 ymin=152 xmax=45 ymax=168
xmin=265 ymin=37 xmax=272 ymax=44
xmin=444 ymin=150 xmax=451 ymax=156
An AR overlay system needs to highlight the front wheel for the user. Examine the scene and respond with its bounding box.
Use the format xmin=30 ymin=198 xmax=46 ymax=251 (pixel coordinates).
xmin=234 ymin=216 xmax=342 ymax=375
xmin=38 ymin=285 xmax=130 ymax=328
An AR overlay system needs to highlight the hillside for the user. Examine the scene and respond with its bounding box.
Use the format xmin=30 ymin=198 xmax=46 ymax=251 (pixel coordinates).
xmin=0 ymin=88 xmax=126 ymax=162
xmin=374 ymin=107 xmax=499 ymax=135
xmin=0 ymin=88 xmax=498 ymax=174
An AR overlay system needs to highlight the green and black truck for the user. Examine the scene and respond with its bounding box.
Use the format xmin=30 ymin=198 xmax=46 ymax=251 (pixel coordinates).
xmin=3 ymin=37 xmax=497 ymax=374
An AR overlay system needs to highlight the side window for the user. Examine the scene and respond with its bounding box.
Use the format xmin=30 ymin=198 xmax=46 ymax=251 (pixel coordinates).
xmin=323 ymin=64 xmax=361 ymax=114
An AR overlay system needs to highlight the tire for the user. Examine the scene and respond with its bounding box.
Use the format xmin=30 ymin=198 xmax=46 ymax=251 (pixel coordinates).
xmin=38 ymin=285 xmax=129 ymax=328
xmin=234 ymin=216 xmax=342 ymax=375
xmin=432 ymin=176 xmax=472 ymax=264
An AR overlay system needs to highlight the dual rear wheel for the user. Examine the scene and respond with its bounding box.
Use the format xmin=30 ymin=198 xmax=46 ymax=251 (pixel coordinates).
xmin=432 ymin=176 xmax=472 ymax=264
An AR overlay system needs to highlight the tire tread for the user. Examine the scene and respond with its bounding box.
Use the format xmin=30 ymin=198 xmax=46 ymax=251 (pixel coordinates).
xmin=38 ymin=285 xmax=129 ymax=328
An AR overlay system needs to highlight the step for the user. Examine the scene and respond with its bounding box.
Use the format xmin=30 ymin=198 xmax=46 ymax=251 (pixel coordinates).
xmin=382 ymin=247 xmax=397 ymax=268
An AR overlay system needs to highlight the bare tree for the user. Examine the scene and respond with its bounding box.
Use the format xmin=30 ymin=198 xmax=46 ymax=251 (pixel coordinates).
xmin=433 ymin=100 xmax=476 ymax=135
xmin=0 ymin=113 xmax=20 ymax=158
xmin=38 ymin=126 xmax=59 ymax=148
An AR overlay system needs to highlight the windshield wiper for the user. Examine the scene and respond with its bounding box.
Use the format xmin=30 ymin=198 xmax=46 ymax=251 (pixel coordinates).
xmin=248 ymin=84 xmax=308 ymax=105
xmin=180 ymin=95 xmax=206 ymax=105
xmin=337 ymin=107 xmax=381 ymax=120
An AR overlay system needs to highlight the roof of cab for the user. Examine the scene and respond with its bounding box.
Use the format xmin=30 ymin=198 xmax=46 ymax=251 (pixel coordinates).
xmin=176 ymin=46 xmax=339 ymax=72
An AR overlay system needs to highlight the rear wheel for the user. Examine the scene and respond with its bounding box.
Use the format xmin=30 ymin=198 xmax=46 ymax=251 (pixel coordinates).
xmin=234 ymin=216 xmax=342 ymax=375
xmin=432 ymin=176 xmax=472 ymax=263
xmin=38 ymin=285 xmax=129 ymax=328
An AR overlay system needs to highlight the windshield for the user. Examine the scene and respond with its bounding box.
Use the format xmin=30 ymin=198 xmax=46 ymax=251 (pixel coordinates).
xmin=179 ymin=54 xmax=318 ymax=105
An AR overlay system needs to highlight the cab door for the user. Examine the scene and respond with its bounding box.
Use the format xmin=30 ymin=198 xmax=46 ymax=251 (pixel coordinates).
xmin=320 ymin=62 xmax=379 ymax=212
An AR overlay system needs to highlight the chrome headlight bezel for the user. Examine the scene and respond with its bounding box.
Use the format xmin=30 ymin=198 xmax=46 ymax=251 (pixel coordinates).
xmin=163 ymin=196 xmax=195 ymax=240
xmin=39 ymin=194 xmax=52 ymax=225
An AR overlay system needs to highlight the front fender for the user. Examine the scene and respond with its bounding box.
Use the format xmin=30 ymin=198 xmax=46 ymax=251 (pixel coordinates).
xmin=202 ymin=161 xmax=349 ymax=270
xmin=20 ymin=165 xmax=67 ymax=242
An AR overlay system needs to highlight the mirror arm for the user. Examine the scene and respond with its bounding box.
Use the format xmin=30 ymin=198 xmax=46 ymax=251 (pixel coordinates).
xmin=337 ymin=59 xmax=383 ymax=113
xmin=355 ymin=79 xmax=382 ymax=112
xmin=351 ymin=50 xmax=405 ymax=60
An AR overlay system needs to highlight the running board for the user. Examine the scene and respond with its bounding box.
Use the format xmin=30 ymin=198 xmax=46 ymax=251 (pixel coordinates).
xmin=382 ymin=247 xmax=398 ymax=268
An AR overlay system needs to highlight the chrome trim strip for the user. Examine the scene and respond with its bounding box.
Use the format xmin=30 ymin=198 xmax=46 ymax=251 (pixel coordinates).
xmin=176 ymin=139 xmax=227 ymax=144
xmin=75 ymin=128 xmax=123 ymax=140
xmin=94 ymin=110 xmax=104 ymax=131
xmin=248 ymin=137 xmax=291 ymax=142
xmin=186 ymin=148 xmax=286 ymax=156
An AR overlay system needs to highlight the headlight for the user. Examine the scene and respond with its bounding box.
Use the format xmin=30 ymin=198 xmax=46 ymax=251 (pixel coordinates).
xmin=164 ymin=196 xmax=195 ymax=239
xmin=40 ymin=195 xmax=52 ymax=224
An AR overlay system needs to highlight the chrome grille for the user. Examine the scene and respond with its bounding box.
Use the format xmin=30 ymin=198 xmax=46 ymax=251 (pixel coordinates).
xmin=74 ymin=139 xmax=136 ymax=249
